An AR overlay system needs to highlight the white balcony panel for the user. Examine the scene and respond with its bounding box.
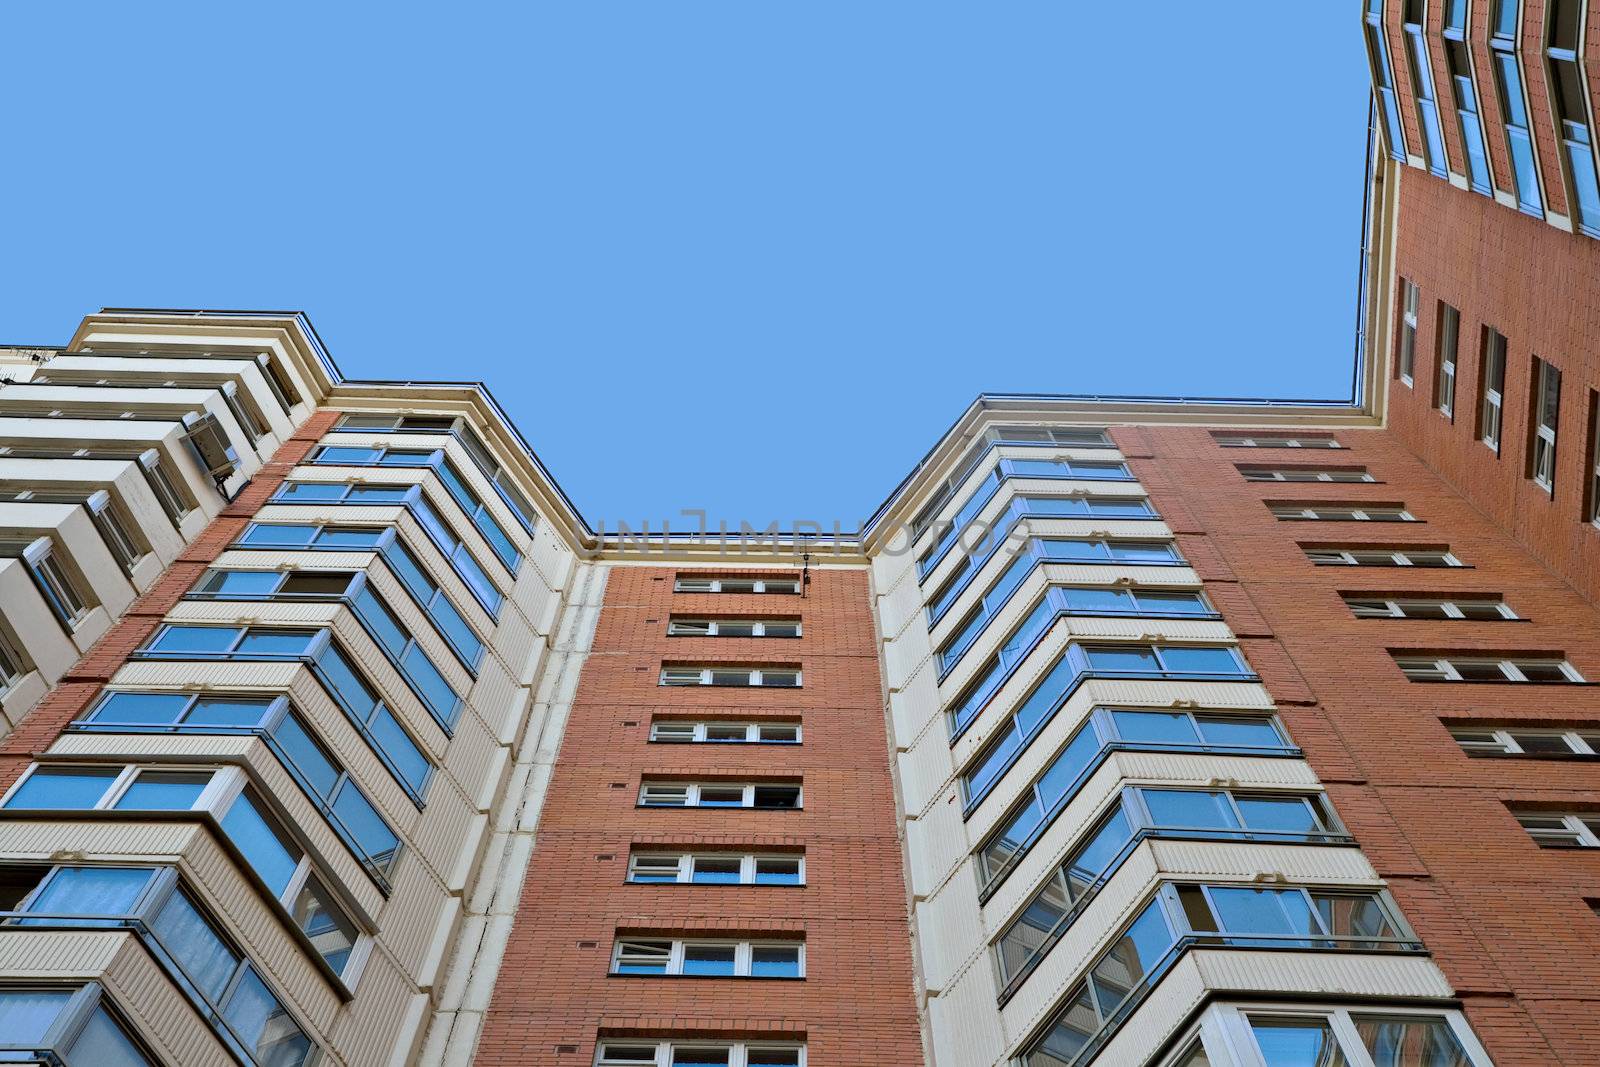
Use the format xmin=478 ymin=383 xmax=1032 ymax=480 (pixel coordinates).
xmin=915 ymin=862 xmax=990 ymax=993
xmin=904 ymin=791 xmax=974 ymax=901
xmin=376 ymin=843 xmax=455 ymax=979
xmin=926 ymin=935 xmax=1010 ymax=1067
xmin=329 ymin=945 xmax=420 ymax=1067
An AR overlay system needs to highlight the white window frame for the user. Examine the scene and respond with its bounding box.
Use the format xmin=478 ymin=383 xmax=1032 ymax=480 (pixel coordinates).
xmin=1480 ymin=329 xmax=1506 ymax=452
xmin=1532 ymin=357 xmax=1561 ymax=492
xmin=1344 ymin=596 xmax=1516 ymax=619
xmin=1397 ymin=280 xmax=1419 ymax=385
xmin=673 ymin=577 xmax=800 ymax=594
xmin=1395 ymin=655 xmax=1584 ymax=682
xmin=1240 ymin=467 xmax=1374 ymax=483
xmin=85 ymin=490 xmax=145 ymax=573
xmin=1305 ymin=548 xmax=1462 ymax=567
xmin=595 ymin=1041 xmax=806 ymax=1067
xmin=1198 ymin=1001 xmax=1494 ymax=1067
xmin=666 ymin=618 xmax=802 ymax=638
xmin=659 ymin=666 xmax=802 ymax=688
xmin=1515 ymin=811 xmax=1600 ymax=847
xmin=627 ymin=853 xmax=806 ymax=885
xmin=1271 ymin=504 xmax=1415 ymax=522
xmin=649 ymin=721 xmax=802 ymax=744
xmin=1452 ymin=728 xmax=1600 ymax=757
xmin=1436 ymin=303 xmax=1459 ymax=419
xmin=20 ymin=537 xmax=91 ymax=628
xmin=608 ymin=938 xmax=805 ymax=978
xmin=637 ymin=782 xmax=803 ymax=809
xmin=0 ymin=627 xmax=26 ymax=693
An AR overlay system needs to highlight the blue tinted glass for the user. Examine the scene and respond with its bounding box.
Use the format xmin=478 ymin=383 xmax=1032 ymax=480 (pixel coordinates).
xmin=1044 ymin=538 xmax=1109 ymax=561
xmin=113 ymin=772 xmax=209 ymax=811
xmin=240 ymin=524 xmax=317 ymax=547
xmin=202 ymin=571 xmax=282 ymax=596
xmin=90 ymin=692 xmax=189 ymax=725
xmin=1158 ymin=646 xmax=1242 ymax=674
xmin=1034 ymin=727 xmax=1101 ymax=808
xmin=1236 ymin=796 xmax=1321 ymax=834
xmin=950 ymin=658 xmax=998 ymax=733
xmin=316 ymin=527 xmax=385 ymax=547
xmin=682 ymin=945 xmax=737 ymax=975
xmin=403 ymin=646 xmax=460 ymax=723
xmin=272 ymin=715 xmax=340 ymax=798
xmin=317 ymin=645 xmax=379 ymax=713
xmin=1014 ymin=655 xmax=1082 ymax=736
xmin=332 ymin=783 xmax=400 ymax=872
xmin=412 ymin=497 xmax=454 ymax=547
xmin=1063 ymin=462 xmax=1127 ymax=480
xmin=345 ymin=485 xmax=410 ymax=502
xmin=1251 ymin=1020 xmax=1344 ymax=1067
xmin=378 ymin=450 xmax=436 ymax=466
xmin=1086 ymin=499 xmax=1151 ymax=517
xmin=370 ymin=707 xmax=430 ymax=794
xmin=0 ymin=989 xmax=73 ymax=1042
xmin=452 ymin=546 xmax=502 ymax=610
xmin=989 ymin=797 xmax=1046 ymax=870
xmin=185 ymin=698 xmax=272 ymax=727
xmin=1000 ymin=599 xmax=1055 ymax=665
xmin=382 ymin=541 xmax=434 ymax=596
xmin=1088 ymin=900 xmax=1172 ymax=1016
xmin=235 ymin=630 xmax=318 ymax=656
xmin=1110 ymin=710 xmax=1200 ymax=745
xmin=1008 ymin=459 xmax=1063 ymax=476
xmin=276 ymin=482 xmax=346 ymax=502
xmin=150 ymin=626 xmax=241 ymax=654
xmin=750 ymin=946 xmax=801 ymax=977
xmin=1064 ymin=808 xmax=1133 ymax=894
xmin=315 ymin=446 xmax=382 ymax=464
xmin=1142 ymin=789 xmax=1238 ymax=829
xmin=1107 ymin=542 xmax=1176 ymax=562
xmin=354 ymin=588 xmax=409 ymax=659
xmin=1131 ymin=591 xmax=1208 ymax=615
xmin=1208 ymin=887 xmax=1305 ymax=936
xmin=6 ymin=767 xmax=119 ymax=809
xmin=23 ymin=866 xmax=154 ymax=924
xmin=1063 ymin=588 xmax=1132 ymax=613
xmin=475 ymin=511 xmax=519 ymax=568
xmin=1196 ymin=717 xmax=1283 ymax=748
xmin=1084 ymin=646 xmax=1159 ymax=672
xmin=432 ymin=599 xmax=482 ymax=664
xmin=151 ymin=890 xmax=238 ymax=1000
xmin=965 ymin=722 xmax=1020 ymax=799
xmin=67 ymin=1006 xmax=155 ymax=1066
xmin=223 ymin=968 xmax=313 ymax=1067
xmin=1024 ymin=497 xmax=1089 ymax=516
xmin=220 ymin=793 xmax=300 ymax=895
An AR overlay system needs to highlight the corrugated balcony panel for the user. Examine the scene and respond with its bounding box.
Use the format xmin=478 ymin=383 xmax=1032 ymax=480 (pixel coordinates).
xmin=327 ymin=943 xmax=422 ymax=1067
xmin=1068 ymin=951 xmax=1207 ymax=1067
xmin=904 ymin=791 xmax=974 ymax=902
xmin=47 ymin=732 xmax=257 ymax=762
xmin=449 ymin=663 xmax=517 ymax=754
xmin=0 ymin=926 xmax=126 ymax=978
xmin=883 ymin=621 xmax=935 ymax=697
xmin=108 ymin=659 xmax=304 ymax=691
xmin=406 ymin=771 xmax=482 ymax=893
xmin=1145 ymin=839 xmax=1381 ymax=886
xmin=874 ymin=560 xmax=925 ymax=644
xmin=889 ymin=653 xmax=940 ymax=741
xmin=914 ymin=860 xmax=991 ymax=993
xmin=487 ymin=602 xmax=539 ymax=686
xmin=102 ymin=934 xmax=239 ymax=1067
xmin=508 ymin=563 xmax=554 ymax=642
xmin=895 ymin=708 xmax=959 ymax=818
xmin=165 ymin=598 xmax=343 ymax=627
xmin=0 ymin=817 xmax=201 ymax=860
xmin=1191 ymin=948 xmax=1454 ymax=1000
xmin=527 ymin=520 xmax=574 ymax=600
xmin=926 ymin=956 xmax=1009 ymax=1067
xmin=375 ymin=841 xmax=456 ymax=979
xmin=211 ymin=547 xmax=379 ymax=571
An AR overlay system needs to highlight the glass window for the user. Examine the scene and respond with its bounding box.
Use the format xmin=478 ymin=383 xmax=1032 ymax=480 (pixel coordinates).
xmin=1142 ymin=789 xmax=1240 ymax=830
xmin=240 ymin=523 xmax=318 ymax=547
xmin=87 ymin=692 xmax=190 ymax=725
xmin=290 ymin=875 xmax=358 ymax=973
xmin=1111 ymin=710 xmax=1200 ymax=745
xmin=113 ymin=771 xmax=209 ymax=811
xmin=151 ymin=889 xmax=238 ymax=1001
xmin=67 ymin=1006 xmax=155 ymax=1066
xmin=197 ymin=570 xmax=283 ymax=596
xmin=0 ymin=989 xmax=74 ymax=1043
xmin=5 ymin=767 xmax=118 ymax=809
xmin=1249 ymin=1018 xmax=1351 ymax=1067
xmin=750 ymin=945 xmax=802 ymax=977
xmin=220 ymin=790 xmax=302 ymax=896
xmin=23 ymin=867 xmax=153 ymax=926
xmin=1354 ymin=1015 xmax=1471 ymax=1067
xmin=148 ymin=626 xmax=240 ymax=654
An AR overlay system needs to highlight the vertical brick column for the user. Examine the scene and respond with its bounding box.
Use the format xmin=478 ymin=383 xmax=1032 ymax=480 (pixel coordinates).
xmin=0 ymin=407 xmax=343 ymax=792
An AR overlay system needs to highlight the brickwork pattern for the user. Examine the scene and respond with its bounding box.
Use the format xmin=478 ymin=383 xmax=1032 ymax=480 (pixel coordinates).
xmin=476 ymin=566 xmax=925 ymax=1066
xmin=0 ymin=408 xmax=342 ymax=793
xmin=1115 ymin=423 xmax=1600 ymax=1066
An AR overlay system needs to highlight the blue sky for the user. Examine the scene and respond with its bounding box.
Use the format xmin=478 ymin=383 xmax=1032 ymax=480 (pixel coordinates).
xmin=2 ymin=4 xmax=1369 ymax=531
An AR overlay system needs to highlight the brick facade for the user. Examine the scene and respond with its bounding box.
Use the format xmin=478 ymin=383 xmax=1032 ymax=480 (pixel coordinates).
xmin=477 ymin=565 xmax=924 ymax=1066
xmin=1116 ymin=423 xmax=1600 ymax=1066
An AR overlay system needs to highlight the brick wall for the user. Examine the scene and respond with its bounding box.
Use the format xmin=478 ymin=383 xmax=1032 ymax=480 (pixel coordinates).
xmin=477 ymin=565 xmax=925 ymax=1066
xmin=0 ymin=408 xmax=341 ymax=792
xmin=1115 ymin=423 xmax=1600 ymax=1065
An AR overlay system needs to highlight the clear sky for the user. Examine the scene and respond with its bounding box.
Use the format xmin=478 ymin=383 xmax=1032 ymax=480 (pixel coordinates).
xmin=3 ymin=3 xmax=1369 ymax=532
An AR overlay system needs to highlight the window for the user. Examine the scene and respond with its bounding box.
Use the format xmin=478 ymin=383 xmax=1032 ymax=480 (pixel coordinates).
xmin=1402 ymin=0 xmax=1448 ymax=176
xmin=409 ymin=495 xmax=503 ymax=614
xmin=1530 ymin=358 xmax=1561 ymax=491
xmin=610 ymin=938 xmax=803 ymax=978
xmin=380 ymin=537 xmax=485 ymax=670
xmin=1270 ymin=503 xmax=1415 ymax=522
xmin=75 ymin=692 xmax=402 ymax=881
xmin=1443 ymin=0 xmax=1492 ymax=192
xmin=666 ymin=618 xmax=801 ymax=638
xmin=1491 ymin=0 xmax=1545 ymax=215
xmin=143 ymin=624 xmax=321 ymax=659
xmin=273 ymin=480 xmax=412 ymax=505
xmin=1239 ymin=466 xmax=1374 ymax=483
xmin=1 ymin=766 xmax=364 ymax=980
xmin=0 ymin=986 xmax=155 ymax=1066
xmin=194 ymin=568 xmax=357 ymax=599
xmin=1478 ymin=328 xmax=1507 ymax=451
xmin=1304 ymin=546 xmax=1463 ymax=567
xmin=649 ymin=721 xmax=800 ymax=744
xmin=1344 ymin=595 xmax=1516 ymax=619
xmin=673 ymin=575 xmax=799 ymax=594
xmin=1018 ymin=886 xmax=1420 ymax=1067
xmin=1514 ymin=810 xmax=1600 ymax=847
xmin=1365 ymin=0 xmax=1410 ymax=158
xmin=974 ymin=715 xmax=1300 ymax=893
xmin=595 ymin=1041 xmax=803 ymax=1067
xmin=350 ymin=584 xmax=462 ymax=729
xmin=1395 ymin=654 xmax=1583 ymax=682
xmin=313 ymin=641 xmax=433 ymax=799
xmin=928 ymin=535 xmax=1183 ymax=625
xmin=1547 ymin=0 xmax=1600 ymax=235
xmin=238 ymin=522 xmax=386 ymax=549
xmin=638 ymin=782 xmax=801 ymax=809
xmin=1397 ymin=280 xmax=1419 ymax=385
xmin=627 ymin=853 xmax=804 ymax=885
xmin=1245 ymin=1010 xmax=1479 ymax=1067
xmin=1452 ymin=726 xmax=1600 ymax=757
xmin=0 ymin=627 xmax=26 ymax=694
xmin=1 ymin=538 xmax=91 ymax=629
xmin=139 ymin=448 xmax=192 ymax=525
xmin=85 ymin=491 xmax=145 ymax=573
xmin=1434 ymin=304 xmax=1459 ymax=418
xmin=659 ymin=666 xmax=800 ymax=688
xmin=1213 ymin=432 xmax=1342 ymax=449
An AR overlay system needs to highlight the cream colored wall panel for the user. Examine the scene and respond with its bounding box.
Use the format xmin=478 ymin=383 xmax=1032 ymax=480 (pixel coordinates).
xmin=509 ymin=564 xmax=555 ymax=637
xmin=0 ymin=927 xmax=126 ymax=976
xmin=889 ymin=657 xmax=943 ymax=751
xmin=41 ymin=352 xmax=298 ymax=439
xmin=408 ymin=779 xmax=481 ymax=893
xmin=915 ymin=866 xmax=989 ymax=993
xmin=103 ymin=936 xmax=237 ymax=1067
xmin=927 ymin=941 xmax=1008 ymax=1067
xmin=0 ymin=672 xmax=49 ymax=731
xmin=111 ymin=658 xmax=304 ymax=689
xmin=1108 ymin=750 xmax=1322 ymax=788
xmin=489 ymin=601 xmax=539 ymax=671
xmin=212 ymin=547 xmax=379 ymax=571
xmin=1191 ymin=947 xmax=1455 ymax=999
xmin=441 ymin=708 xmax=501 ymax=795
xmin=904 ymin=795 xmax=973 ymax=900
xmin=0 ymin=817 xmax=199 ymax=859
xmin=46 ymin=732 xmax=257 ymax=761
xmin=166 ymin=598 xmax=342 ymax=626
xmin=874 ymin=561 xmax=926 ymax=643
xmin=377 ymin=851 xmax=454 ymax=978
xmin=333 ymin=945 xmax=421 ymax=1067
xmin=394 ymin=512 xmax=498 ymax=633
xmin=999 ymin=845 xmax=1162 ymax=1040
xmin=896 ymin=730 xmax=958 ymax=819
xmin=461 ymin=655 xmax=520 ymax=742
xmin=1147 ymin=839 xmax=1381 ymax=886
xmin=883 ymin=624 xmax=934 ymax=694
xmin=528 ymin=519 xmax=575 ymax=603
